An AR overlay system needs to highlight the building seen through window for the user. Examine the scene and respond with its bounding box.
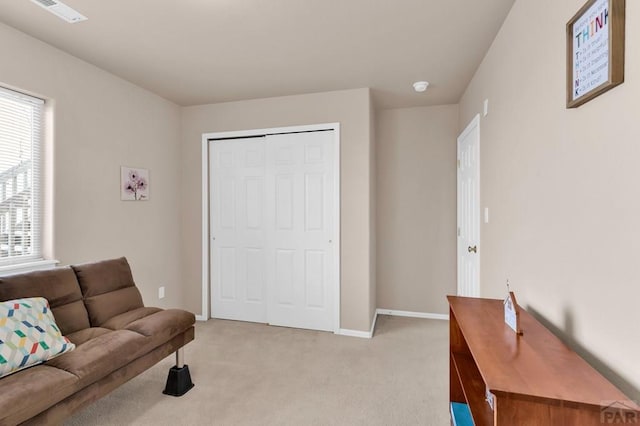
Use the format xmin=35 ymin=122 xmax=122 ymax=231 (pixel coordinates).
xmin=0 ymin=87 xmax=43 ymax=265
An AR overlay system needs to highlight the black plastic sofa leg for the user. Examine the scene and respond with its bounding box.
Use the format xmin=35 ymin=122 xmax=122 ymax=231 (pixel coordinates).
xmin=163 ymin=348 xmax=194 ymax=396
xmin=163 ymin=365 xmax=194 ymax=396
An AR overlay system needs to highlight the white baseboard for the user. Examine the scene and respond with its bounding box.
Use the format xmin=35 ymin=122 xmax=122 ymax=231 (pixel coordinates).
xmin=336 ymin=328 xmax=371 ymax=338
xmin=337 ymin=311 xmax=378 ymax=339
xmin=337 ymin=308 xmax=448 ymax=339
xmin=198 ymin=309 xmax=446 ymax=334
xmin=376 ymin=308 xmax=449 ymax=321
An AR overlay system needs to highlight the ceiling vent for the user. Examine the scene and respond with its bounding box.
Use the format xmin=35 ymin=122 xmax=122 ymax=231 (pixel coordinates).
xmin=29 ymin=0 xmax=87 ymax=23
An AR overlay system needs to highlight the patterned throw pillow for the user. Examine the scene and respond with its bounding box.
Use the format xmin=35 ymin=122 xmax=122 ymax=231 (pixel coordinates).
xmin=0 ymin=297 xmax=75 ymax=378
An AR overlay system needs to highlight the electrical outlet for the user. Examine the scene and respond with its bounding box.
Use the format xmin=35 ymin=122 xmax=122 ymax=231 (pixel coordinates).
xmin=158 ymin=286 xmax=165 ymax=299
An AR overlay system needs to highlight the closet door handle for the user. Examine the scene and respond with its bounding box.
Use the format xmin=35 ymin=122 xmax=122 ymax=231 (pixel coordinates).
xmin=467 ymin=245 xmax=477 ymax=253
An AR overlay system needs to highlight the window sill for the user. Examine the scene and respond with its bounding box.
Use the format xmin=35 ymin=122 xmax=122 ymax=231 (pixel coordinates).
xmin=0 ymin=259 xmax=60 ymax=277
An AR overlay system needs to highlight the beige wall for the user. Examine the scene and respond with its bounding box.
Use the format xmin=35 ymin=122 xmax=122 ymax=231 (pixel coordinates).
xmin=181 ymin=88 xmax=376 ymax=332
xmin=459 ymin=0 xmax=640 ymax=398
xmin=376 ymin=105 xmax=458 ymax=314
xmin=0 ymin=23 xmax=183 ymax=309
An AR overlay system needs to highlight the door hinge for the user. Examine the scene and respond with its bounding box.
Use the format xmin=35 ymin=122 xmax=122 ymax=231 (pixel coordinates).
xmin=457 ymin=159 xmax=460 ymax=168
xmin=457 ymin=227 xmax=461 ymax=236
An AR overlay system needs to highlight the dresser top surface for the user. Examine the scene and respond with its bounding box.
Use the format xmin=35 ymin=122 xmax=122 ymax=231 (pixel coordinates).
xmin=448 ymin=295 xmax=639 ymax=409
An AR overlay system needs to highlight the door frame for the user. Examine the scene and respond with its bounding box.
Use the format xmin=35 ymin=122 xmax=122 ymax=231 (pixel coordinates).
xmin=201 ymin=123 xmax=341 ymax=333
xmin=457 ymin=114 xmax=480 ymax=297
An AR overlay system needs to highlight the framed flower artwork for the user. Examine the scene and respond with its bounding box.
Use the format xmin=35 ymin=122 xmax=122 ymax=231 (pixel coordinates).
xmin=121 ymin=166 xmax=149 ymax=201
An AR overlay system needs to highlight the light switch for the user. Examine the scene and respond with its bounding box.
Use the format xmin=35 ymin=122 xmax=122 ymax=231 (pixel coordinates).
xmin=484 ymin=207 xmax=489 ymax=223
xmin=483 ymin=99 xmax=489 ymax=117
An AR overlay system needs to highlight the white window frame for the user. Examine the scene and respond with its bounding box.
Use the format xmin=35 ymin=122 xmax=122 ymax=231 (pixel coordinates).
xmin=0 ymin=86 xmax=55 ymax=274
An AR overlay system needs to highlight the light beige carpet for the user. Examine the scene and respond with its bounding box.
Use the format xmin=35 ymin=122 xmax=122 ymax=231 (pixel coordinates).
xmin=64 ymin=315 xmax=449 ymax=426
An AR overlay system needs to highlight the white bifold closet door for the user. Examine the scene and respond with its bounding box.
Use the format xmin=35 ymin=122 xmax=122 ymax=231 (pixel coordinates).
xmin=265 ymin=132 xmax=335 ymax=331
xmin=210 ymin=131 xmax=335 ymax=332
xmin=210 ymin=137 xmax=268 ymax=323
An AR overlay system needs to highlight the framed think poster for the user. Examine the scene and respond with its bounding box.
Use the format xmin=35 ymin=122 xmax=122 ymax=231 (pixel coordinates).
xmin=566 ymin=0 xmax=625 ymax=108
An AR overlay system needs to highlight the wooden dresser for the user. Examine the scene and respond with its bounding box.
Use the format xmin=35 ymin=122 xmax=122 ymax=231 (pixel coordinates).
xmin=448 ymin=296 xmax=640 ymax=425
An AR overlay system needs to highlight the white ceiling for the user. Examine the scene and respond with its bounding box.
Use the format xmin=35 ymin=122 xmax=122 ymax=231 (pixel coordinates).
xmin=0 ymin=0 xmax=515 ymax=108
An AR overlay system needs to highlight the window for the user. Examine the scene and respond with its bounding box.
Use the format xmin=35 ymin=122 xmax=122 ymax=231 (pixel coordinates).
xmin=0 ymin=87 xmax=43 ymax=266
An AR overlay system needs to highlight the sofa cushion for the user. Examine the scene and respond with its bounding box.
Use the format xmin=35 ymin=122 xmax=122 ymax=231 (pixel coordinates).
xmin=0 ymin=365 xmax=79 ymax=426
xmin=125 ymin=309 xmax=195 ymax=350
xmin=65 ymin=327 xmax=111 ymax=346
xmin=101 ymin=307 xmax=162 ymax=330
xmin=45 ymin=329 xmax=148 ymax=388
xmin=0 ymin=267 xmax=90 ymax=335
xmin=0 ymin=297 xmax=75 ymax=378
xmin=71 ymin=257 xmax=144 ymax=326
xmin=83 ymin=287 xmax=144 ymax=327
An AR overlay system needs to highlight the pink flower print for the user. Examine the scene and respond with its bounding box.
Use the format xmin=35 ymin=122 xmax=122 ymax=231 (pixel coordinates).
xmin=124 ymin=169 xmax=147 ymax=200
xmin=137 ymin=177 xmax=148 ymax=191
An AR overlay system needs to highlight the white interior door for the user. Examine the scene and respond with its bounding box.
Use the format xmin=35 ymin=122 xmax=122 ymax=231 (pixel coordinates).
xmin=210 ymin=137 xmax=267 ymax=323
xmin=265 ymin=131 xmax=335 ymax=331
xmin=457 ymin=115 xmax=480 ymax=297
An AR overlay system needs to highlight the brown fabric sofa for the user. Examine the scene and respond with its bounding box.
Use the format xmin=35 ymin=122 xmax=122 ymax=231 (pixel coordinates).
xmin=0 ymin=257 xmax=195 ymax=426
